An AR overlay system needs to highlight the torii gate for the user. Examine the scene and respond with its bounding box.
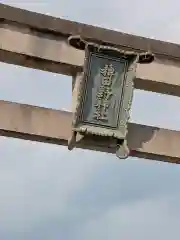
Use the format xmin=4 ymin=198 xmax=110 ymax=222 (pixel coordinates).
xmin=0 ymin=3 xmax=180 ymax=163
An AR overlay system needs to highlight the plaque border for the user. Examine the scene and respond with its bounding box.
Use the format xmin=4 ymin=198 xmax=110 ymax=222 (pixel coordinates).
xmin=72 ymin=43 xmax=138 ymax=139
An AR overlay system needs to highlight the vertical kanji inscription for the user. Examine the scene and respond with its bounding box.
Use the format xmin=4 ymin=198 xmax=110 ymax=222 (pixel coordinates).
xmin=94 ymin=64 xmax=116 ymax=121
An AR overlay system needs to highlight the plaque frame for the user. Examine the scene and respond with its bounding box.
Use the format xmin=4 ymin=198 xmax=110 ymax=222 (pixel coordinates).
xmin=68 ymin=36 xmax=154 ymax=159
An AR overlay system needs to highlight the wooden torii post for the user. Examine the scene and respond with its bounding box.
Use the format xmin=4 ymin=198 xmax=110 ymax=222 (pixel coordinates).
xmin=0 ymin=3 xmax=180 ymax=163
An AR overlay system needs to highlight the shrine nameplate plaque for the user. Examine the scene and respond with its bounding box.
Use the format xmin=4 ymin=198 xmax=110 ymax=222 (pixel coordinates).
xmin=68 ymin=36 xmax=154 ymax=159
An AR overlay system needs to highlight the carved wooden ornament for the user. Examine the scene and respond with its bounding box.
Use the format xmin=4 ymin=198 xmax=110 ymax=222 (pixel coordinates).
xmin=68 ymin=35 xmax=154 ymax=159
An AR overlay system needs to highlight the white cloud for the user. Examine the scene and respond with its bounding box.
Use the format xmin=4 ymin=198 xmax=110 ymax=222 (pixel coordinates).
xmin=0 ymin=137 xmax=105 ymax=233
xmin=0 ymin=62 xmax=72 ymax=110
xmin=76 ymin=196 xmax=180 ymax=240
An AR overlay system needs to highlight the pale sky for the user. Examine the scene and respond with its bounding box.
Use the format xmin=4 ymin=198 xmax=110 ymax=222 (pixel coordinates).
xmin=1 ymin=0 xmax=180 ymax=239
